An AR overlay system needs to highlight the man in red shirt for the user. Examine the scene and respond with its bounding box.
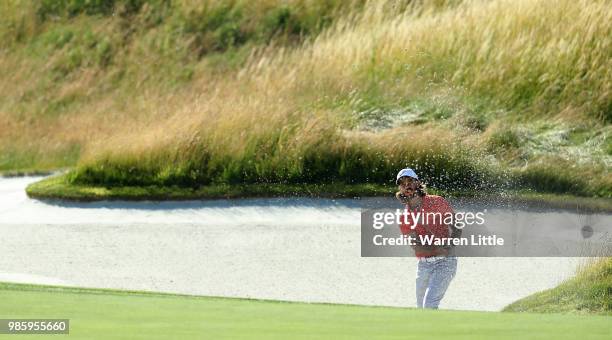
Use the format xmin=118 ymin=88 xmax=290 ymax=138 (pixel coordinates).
xmin=396 ymin=168 xmax=458 ymax=309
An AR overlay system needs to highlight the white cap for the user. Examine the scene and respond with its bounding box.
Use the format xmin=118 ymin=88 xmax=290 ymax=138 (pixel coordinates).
xmin=396 ymin=168 xmax=419 ymax=184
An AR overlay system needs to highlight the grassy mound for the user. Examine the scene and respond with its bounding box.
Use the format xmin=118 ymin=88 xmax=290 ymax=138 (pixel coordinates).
xmin=504 ymin=258 xmax=612 ymax=315
xmin=24 ymin=173 xmax=393 ymax=201
xmin=1 ymin=0 xmax=610 ymax=197
xmin=1 ymin=281 xmax=611 ymax=338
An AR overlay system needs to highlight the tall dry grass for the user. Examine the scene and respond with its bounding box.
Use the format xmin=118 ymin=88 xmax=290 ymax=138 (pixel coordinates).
xmin=1 ymin=0 xmax=610 ymax=194
xmin=259 ymin=0 xmax=611 ymax=119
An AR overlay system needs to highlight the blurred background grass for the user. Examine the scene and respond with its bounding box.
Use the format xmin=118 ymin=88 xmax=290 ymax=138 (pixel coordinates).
xmin=1 ymin=0 xmax=610 ymax=196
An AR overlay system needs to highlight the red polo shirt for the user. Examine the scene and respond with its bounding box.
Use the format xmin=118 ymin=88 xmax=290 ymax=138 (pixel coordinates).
xmin=399 ymin=195 xmax=454 ymax=258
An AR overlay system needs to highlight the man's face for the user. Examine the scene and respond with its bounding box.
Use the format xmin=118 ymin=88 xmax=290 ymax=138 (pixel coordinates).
xmin=398 ymin=177 xmax=419 ymax=197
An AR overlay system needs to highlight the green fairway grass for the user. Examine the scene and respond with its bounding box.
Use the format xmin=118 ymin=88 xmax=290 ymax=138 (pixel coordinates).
xmin=0 ymin=282 xmax=611 ymax=339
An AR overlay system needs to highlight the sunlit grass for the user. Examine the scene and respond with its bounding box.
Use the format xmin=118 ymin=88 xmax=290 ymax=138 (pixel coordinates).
xmin=504 ymin=258 xmax=612 ymax=315
xmin=1 ymin=0 xmax=610 ymax=196
xmin=2 ymin=281 xmax=612 ymax=339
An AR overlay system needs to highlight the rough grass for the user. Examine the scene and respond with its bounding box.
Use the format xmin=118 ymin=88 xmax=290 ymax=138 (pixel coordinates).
xmin=1 ymin=0 xmax=610 ymax=197
xmin=504 ymin=258 xmax=612 ymax=315
xmin=1 ymin=281 xmax=612 ymax=339
xmin=24 ymin=173 xmax=394 ymax=201
xmin=24 ymin=174 xmax=612 ymax=213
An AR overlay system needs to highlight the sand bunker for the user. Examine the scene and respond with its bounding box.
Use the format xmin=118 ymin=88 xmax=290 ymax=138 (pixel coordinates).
xmin=0 ymin=176 xmax=593 ymax=311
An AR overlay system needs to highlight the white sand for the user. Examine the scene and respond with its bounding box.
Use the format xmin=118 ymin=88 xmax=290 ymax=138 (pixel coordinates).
xmin=0 ymin=176 xmax=588 ymax=311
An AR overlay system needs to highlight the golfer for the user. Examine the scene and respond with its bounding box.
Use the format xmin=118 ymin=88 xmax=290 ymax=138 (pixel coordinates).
xmin=395 ymin=168 xmax=458 ymax=309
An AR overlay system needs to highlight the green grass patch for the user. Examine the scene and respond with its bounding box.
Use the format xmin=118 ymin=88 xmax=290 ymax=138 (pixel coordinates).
xmin=514 ymin=159 xmax=611 ymax=198
xmin=25 ymin=173 xmax=394 ymax=201
xmin=505 ymin=190 xmax=612 ymax=213
xmin=504 ymin=258 xmax=612 ymax=315
xmin=24 ymin=173 xmax=612 ymax=213
xmin=1 ymin=281 xmax=611 ymax=339
xmin=487 ymin=127 xmax=526 ymax=151
xmin=68 ymin=135 xmax=495 ymax=191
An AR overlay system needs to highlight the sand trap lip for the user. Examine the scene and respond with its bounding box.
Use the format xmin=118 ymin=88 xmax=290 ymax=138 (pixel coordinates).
xmin=0 ymin=176 xmax=598 ymax=311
